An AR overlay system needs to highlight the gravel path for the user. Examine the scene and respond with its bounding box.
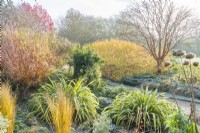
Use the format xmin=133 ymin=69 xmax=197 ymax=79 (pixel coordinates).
xmin=167 ymin=98 xmax=200 ymax=117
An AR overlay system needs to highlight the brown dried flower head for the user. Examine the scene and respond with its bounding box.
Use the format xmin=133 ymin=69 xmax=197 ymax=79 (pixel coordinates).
xmin=193 ymin=61 xmax=199 ymax=67
xmin=174 ymin=50 xmax=186 ymax=57
xmin=172 ymin=50 xmax=178 ymax=56
xmin=186 ymin=52 xmax=196 ymax=59
xmin=164 ymin=61 xmax=172 ymax=67
xmin=183 ymin=60 xmax=190 ymax=66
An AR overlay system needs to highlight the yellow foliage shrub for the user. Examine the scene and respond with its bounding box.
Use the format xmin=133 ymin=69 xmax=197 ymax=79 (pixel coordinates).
xmin=2 ymin=29 xmax=56 ymax=85
xmin=90 ymin=39 xmax=157 ymax=81
xmin=0 ymin=83 xmax=16 ymax=133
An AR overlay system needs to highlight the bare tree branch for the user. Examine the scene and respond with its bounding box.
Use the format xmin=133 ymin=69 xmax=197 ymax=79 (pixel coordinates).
xmin=118 ymin=0 xmax=200 ymax=73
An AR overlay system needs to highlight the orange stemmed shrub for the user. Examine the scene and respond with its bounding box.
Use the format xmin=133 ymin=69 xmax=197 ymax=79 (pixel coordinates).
xmin=90 ymin=39 xmax=157 ymax=81
xmin=2 ymin=29 xmax=56 ymax=85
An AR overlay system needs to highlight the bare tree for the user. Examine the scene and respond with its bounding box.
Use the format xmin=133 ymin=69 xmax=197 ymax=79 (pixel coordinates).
xmin=119 ymin=0 xmax=199 ymax=73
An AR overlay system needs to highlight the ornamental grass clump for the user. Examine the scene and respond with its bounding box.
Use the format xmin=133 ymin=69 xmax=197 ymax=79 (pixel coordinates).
xmin=29 ymin=78 xmax=99 ymax=124
xmin=165 ymin=50 xmax=200 ymax=124
xmin=104 ymin=88 xmax=175 ymax=132
xmin=46 ymin=89 xmax=73 ymax=133
xmin=0 ymin=83 xmax=16 ymax=133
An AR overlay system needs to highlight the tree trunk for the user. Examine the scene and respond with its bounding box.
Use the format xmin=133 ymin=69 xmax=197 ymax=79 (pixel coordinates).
xmin=157 ymin=60 xmax=162 ymax=74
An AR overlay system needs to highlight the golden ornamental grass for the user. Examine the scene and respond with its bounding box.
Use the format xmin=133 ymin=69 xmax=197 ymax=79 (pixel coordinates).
xmin=0 ymin=83 xmax=16 ymax=133
xmin=89 ymin=39 xmax=157 ymax=81
xmin=46 ymin=89 xmax=73 ymax=133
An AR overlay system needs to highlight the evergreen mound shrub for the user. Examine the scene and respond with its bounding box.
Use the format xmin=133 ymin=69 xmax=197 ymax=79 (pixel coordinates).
xmin=93 ymin=112 xmax=112 ymax=133
xmin=69 ymin=45 xmax=105 ymax=89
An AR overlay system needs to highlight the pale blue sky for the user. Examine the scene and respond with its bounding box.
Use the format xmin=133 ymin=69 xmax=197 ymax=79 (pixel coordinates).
xmin=13 ymin=0 xmax=130 ymax=20
xmin=12 ymin=0 xmax=200 ymax=21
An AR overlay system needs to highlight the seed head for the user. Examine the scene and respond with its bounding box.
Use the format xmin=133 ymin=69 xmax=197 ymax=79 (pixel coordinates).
xmin=183 ymin=60 xmax=190 ymax=66
xmin=193 ymin=61 xmax=199 ymax=67
xmin=174 ymin=50 xmax=186 ymax=57
xmin=186 ymin=52 xmax=196 ymax=59
xmin=172 ymin=50 xmax=178 ymax=56
xmin=164 ymin=61 xmax=172 ymax=67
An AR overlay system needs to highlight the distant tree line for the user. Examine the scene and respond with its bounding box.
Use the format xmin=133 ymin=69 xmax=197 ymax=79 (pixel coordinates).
xmin=56 ymin=9 xmax=122 ymax=45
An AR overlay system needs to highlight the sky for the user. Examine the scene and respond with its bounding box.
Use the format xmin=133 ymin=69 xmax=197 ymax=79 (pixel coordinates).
xmin=12 ymin=0 xmax=130 ymax=20
xmin=12 ymin=0 xmax=200 ymax=21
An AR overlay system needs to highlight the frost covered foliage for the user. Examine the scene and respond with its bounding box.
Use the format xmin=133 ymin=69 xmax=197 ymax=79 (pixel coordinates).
xmin=93 ymin=112 xmax=112 ymax=133
xmin=0 ymin=113 xmax=10 ymax=133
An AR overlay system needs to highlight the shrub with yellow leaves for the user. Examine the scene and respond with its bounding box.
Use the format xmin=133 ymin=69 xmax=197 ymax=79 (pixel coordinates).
xmin=89 ymin=39 xmax=157 ymax=81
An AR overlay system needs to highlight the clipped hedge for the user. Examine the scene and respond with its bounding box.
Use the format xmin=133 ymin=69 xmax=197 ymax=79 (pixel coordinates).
xmin=89 ymin=39 xmax=157 ymax=81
